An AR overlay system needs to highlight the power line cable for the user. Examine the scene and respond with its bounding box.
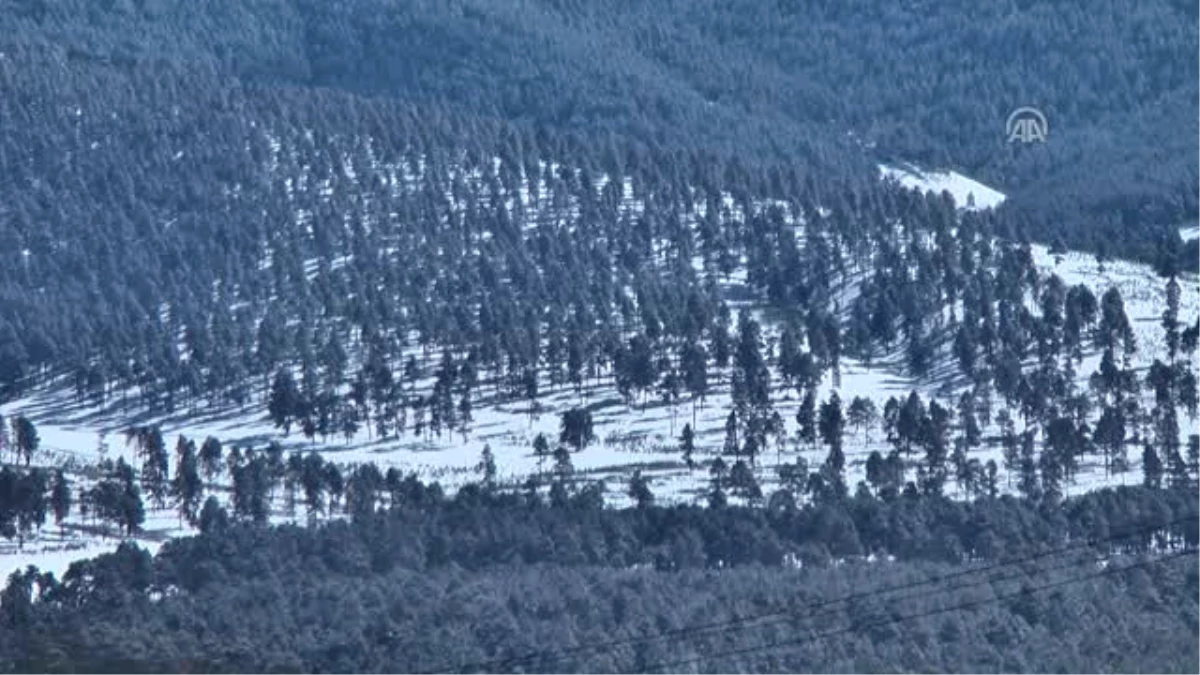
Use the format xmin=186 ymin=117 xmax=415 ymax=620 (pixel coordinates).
xmin=427 ymin=513 xmax=1196 ymax=673
xmin=639 ymin=548 xmax=1198 ymax=673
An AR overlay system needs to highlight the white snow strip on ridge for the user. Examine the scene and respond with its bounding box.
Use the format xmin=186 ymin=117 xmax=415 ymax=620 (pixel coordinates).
xmin=879 ymin=164 xmax=1006 ymax=211
xmin=1180 ymin=224 xmax=1198 ymax=242
xmin=0 ymin=540 xmax=163 ymax=581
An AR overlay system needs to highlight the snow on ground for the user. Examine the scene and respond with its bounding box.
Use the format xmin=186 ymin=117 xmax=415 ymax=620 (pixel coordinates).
xmin=0 ymin=537 xmax=163 ymax=582
xmin=4 ymin=230 xmax=1192 ymax=523
xmin=1 ymin=159 xmax=1196 ymax=574
xmin=1180 ymin=223 xmax=1199 ymax=242
xmin=879 ymin=163 xmax=1006 ymax=211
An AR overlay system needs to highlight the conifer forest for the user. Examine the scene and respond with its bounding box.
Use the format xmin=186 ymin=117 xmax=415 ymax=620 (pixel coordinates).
xmin=0 ymin=1 xmax=1197 ymax=672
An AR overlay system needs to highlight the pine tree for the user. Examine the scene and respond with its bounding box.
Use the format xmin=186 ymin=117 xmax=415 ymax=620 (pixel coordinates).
xmin=268 ymin=368 xmax=303 ymax=435
xmin=921 ymin=400 xmax=951 ymax=496
xmin=1163 ymin=276 xmax=1181 ymax=362
xmin=129 ymin=426 xmax=169 ymax=509
xmin=983 ymin=460 xmax=999 ymax=499
xmin=532 ymin=432 xmax=551 ymax=473
xmin=722 ymin=410 xmax=739 ymax=458
xmin=1094 ymin=405 xmax=1126 ymax=477
xmin=897 ymin=392 xmax=926 ymax=457
xmin=172 ymin=437 xmax=203 ymax=525
xmin=324 ymin=463 xmax=345 ymax=513
xmin=1044 ymin=416 xmax=1079 ymax=488
xmin=199 ymin=436 xmax=223 ymax=482
xmin=742 ymin=431 xmax=762 ymax=468
xmin=232 ymin=455 xmax=271 ymax=524
xmin=1039 ymin=438 xmax=1064 ymax=504
xmin=818 ymin=393 xmax=845 ymax=456
xmin=728 ymin=460 xmax=763 ymax=505
xmin=998 ymin=410 xmax=1019 ymax=486
xmin=707 ymin=456 xmax=728 ymax=509
xmin=628 ymin=470 xmax=654 ymax=508
xmin=300 ymin=452 xmax=326 ymax=519
xmin=11 ymin=469 xmax=47 ymax=545
xmin=679 ymin=423 xmax=696 ymax=470
xmin=104 ymin=458 xmax=144 ymax=537
xmin=559 ymin=407 xmax=595 ymax=452
xmin=623 ymin=334 xmax=657 ymax=404
xmin=198 ymin=496 xmax=229 ymax=535
xmin=681 ymin=341 xmax=705 ymax=425
xmin=795 ymin=388 xmax=817 ymax=448
xmin=1187 ymin=435 xmax=1200 ymax=483
xmin=777 ymin=456 xmax=809 ymax=501
xmin=552 ymin=445 xmax=574 ymax=478
xmin=732 ymin=315 xmax=773 ymax=433
xmin=285 ymin=452 xmax=304 ymax=517
xmin=1166 ymin=443 xmax=1189 ymax=492
xmin=50 ymin=470 xmax=71 ymax=536
xmin=476 ymin=444 xmax=497 ymax=490
xmin=1096 ymin=287 xmax=1136 ymax=362
xmin=818 ymin=394 xmax=847 ymax=500
xmin=1017 ymin=430 xmax=1040 ymax=501
xmin=957 ymin=392 xmax=981 ymax=450
xmin=1177 ymin=369 xmax=1198 ymax=420
xmin=567 ymin=331 xmax=586 ymax=394
xmin=1142 ymin=443 xmax=1163 ymax=489
xmin=846 ymin=396 xmax=878 ymax=445
xmin=12 ymin=416 xmax=38 ymax=466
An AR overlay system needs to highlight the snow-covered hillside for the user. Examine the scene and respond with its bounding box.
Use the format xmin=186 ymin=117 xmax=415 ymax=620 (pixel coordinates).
xmin=879 ymin=164 xmax=1007 ymax=211
xmin=2 ymin=161 xmax=1197 ymax=577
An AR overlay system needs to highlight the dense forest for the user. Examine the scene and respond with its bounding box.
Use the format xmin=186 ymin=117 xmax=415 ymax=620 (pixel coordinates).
xmin=3 ymin=0 xmax=1197 ymax=246
xmin=0 ymin=0 xmax=1196 ymax=400
xmin=0 ymin=1 xmax=1197 ymax=671
xmin=1 ymin=472 xmax=1197 ymax=672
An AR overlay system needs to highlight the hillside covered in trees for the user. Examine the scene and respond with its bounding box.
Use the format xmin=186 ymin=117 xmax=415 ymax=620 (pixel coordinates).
xmin=1 ymin=0 xmax=1197 ymax=400
xmin=0 ymin=1 xmax=1197 ymax=671
xmin=1 ymin=475 xmax=1197 ymax=672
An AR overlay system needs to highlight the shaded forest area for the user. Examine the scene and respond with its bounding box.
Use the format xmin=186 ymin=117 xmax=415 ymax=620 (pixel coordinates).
xmin=0 ymin=4 xmax=1197 ymax=671
xmin=4 ymin=0 xmax=1196 ymax=248
xmin=0 ymin=478 xmax=1197 ymax=673
xmin=1 ymin=0 xmax=1196 ymax=404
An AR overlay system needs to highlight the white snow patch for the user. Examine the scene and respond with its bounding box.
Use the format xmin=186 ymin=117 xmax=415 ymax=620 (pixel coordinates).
xmin=879 ymin=164 xmax=1006 ymax=211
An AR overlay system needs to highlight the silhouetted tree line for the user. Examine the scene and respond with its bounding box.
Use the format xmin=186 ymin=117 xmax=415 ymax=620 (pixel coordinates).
xmin=0 ymin=474 xmax=1196 ymax=672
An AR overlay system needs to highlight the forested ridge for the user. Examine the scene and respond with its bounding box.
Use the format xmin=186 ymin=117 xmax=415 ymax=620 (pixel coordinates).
xmin=0 ymin=473 xmax=1197 ymax=672
xmin=3 ymin=0 xmax=1196 ymax=240
xmin=1 ymin=0 xmax=1196 ymax=405
xmin=0 ymin=1 xmax=1198 ymax=671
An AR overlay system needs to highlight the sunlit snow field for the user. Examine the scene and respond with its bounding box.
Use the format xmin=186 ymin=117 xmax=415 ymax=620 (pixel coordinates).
xmin=2 ymin=162 xmax=1196 ymax=578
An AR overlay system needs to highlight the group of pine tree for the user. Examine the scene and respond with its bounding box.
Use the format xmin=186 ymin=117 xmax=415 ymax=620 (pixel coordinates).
xmin=0 ymin=0 xmax=1196 ymax=560
xmin=1 ymin=255 xmax=1195 ymax=543
xmin=1 ymin=7 xmax=1196 ymax=413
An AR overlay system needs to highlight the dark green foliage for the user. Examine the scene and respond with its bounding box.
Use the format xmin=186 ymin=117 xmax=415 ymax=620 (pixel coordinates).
xmin=0 ymin=479 xmax=1196 ymax=672
xmin=0 ymin=4 xmax=1195 ymax=670
xmin=126 ymin=426 xmax=170 ymax=510
xmin=10 ymin=417 xmax=37 ymax=467
xmin=679 ymin=423 xmax=696 ymax=470
xmin=85 ymin=459 xmax=145 ymax=536
xmin=49 ymin=470 xmax=71 ymax=532
xmin=558 ymin=408 xmax=595 ymax=452
xmin=198 ymin=436 xmax=223 ymax=483
xmin=627 ymin=470 xmax=654 ymax=509
xmin=0 ymin=0 xmax=1193 ymax=407
xmin=476 ymin=445 xmax=497 ymax=490
xmin=171 ymin=436 xmax=203 ymax=525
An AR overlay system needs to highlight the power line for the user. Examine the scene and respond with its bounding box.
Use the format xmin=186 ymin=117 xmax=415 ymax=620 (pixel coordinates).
xmin=426 ymin=514 xmax=1196 ymax=673
xmin=639 ymin=548 xmax=1198 ymax=673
